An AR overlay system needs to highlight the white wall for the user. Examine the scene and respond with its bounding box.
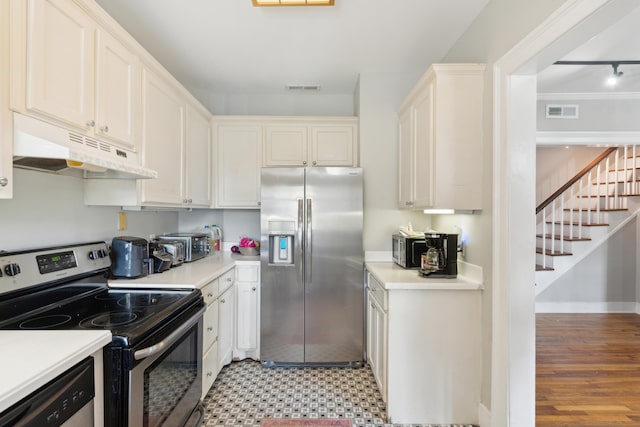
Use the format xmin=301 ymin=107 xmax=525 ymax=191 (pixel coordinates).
xmin=356 ymin=72 xmax=431 ymax=252
xmin=187 ymin=87 xmax=355 ymax=116
xmin=537 ymin=98 xmax=640 ymax=131
xmin=536 ymin=146 xmax=605 ymax=205
xmin=0 ymin=169 xmax=178 ymax=251
xmin=536 ymin=218 xmax=637 ymax=307
xmin=434 ymin=0 xmax=568 ymax=412
xmin=178 ymin=208 xmax=260 ymax=250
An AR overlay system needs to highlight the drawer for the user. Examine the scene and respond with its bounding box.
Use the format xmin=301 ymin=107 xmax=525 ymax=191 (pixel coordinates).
xmin=367 ymin=272 xmax=387 ymax=312
xmin=203 ymin=301 xmax=219 ymax=352
xmin=202 ymin=278 xmax=220 ymax=306
xmin=202 ymin=341 xmax=219 ymax=400
xmin=236 ymin=265 xmax=259 ymax=283
xmin=219 ymin=268 xmax=235 ymax=292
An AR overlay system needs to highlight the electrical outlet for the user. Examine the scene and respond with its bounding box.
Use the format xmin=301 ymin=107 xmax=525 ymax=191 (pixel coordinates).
xmin=118 ymin=212 xmax=127 ymax=231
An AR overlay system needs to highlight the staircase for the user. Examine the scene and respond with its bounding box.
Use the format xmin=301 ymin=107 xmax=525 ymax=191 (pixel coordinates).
xmin=535 ymin=146 xmax=640 ymax=295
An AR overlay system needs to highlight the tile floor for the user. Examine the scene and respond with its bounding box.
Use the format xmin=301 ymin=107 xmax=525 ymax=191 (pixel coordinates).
xmin=201 ymin=360 xmax=477 ymax=427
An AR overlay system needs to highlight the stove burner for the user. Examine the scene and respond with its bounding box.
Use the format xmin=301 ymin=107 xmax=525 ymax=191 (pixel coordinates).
xmin=117 ymin=294 xmax=182 ymax=308
xmin=20 ymin=314 xmax=72 ymax=329
xmin=80 ymin=311 xmax=139 ymax=328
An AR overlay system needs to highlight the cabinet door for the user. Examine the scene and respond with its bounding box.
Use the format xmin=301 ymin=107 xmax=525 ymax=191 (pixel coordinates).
xmin=185 ymin=104 xmax=212 ymax=206
xmin=374 ymin=300 xmax=387 ymax=398
xmin=203 ymin=301 xmax=219 ymax=353
xmin=141 ymin=69 xmax=185 ymax=205
xmin=411 ymin=82 xmax=435 ymax=208
xmin=310 ymin=125 xmax=356 ymax=166
xmin=217 ymin=285 xmax=235 ymax=367
xmin=366 ymin=294 xmax=377 ymax=369
xmin=26 ymin=0 xmax=94 ymax=129
xmin=202 ymin=341 xmax=219 ymax=400
xmin=236 ymin=282 xmax=258 ymax=350
xmin=263 ymin=125 xmax=307 ymax=166
xmin=215 ymin=124 xmax=262 ymax=208
xmin=95 ymin=29 xmax=138 ymax=148
xmin=397 ymin=106 xmax=413 ymax=208
xmin=0 ymin=1 xmax=11 ymax=199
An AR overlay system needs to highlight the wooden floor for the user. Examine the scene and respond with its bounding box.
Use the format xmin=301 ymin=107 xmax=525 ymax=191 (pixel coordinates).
xmin=537 ymin=313 xmax=640 ymax=426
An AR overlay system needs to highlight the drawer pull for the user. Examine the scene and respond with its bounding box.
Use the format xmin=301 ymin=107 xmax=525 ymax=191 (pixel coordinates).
xmin=207 ymin=293 xmax=213 ymax=298
xmin=207 ymin=372 xmax=213 ymax=377
xmin=207 ymin=327 xmax=213 ymax=331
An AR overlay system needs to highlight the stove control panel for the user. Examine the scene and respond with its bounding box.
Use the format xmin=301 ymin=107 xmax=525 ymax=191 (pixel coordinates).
xmin=0 ymin=242 xmax=111 ymax=295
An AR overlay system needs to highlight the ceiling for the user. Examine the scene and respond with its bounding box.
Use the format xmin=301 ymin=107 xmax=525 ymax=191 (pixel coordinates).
xmin=537 ymin=4 xmax=640 ymax=94
xmin=95 ymin=0 xmax=489 ymax=101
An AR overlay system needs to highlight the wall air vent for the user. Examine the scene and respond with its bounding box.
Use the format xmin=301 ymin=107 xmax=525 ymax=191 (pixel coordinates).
xmin=286 ymin=85 xmax=321 ymax=91
xmin=545 ymin=104 xmax=579 ymax=119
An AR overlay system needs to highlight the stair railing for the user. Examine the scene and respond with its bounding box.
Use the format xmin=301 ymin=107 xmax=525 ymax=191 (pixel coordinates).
xmin=536 ymin=147 xmax=620 ymax=270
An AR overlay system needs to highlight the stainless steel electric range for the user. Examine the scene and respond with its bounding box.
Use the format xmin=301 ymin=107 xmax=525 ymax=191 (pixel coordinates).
xmin=0 ymin=241 xmax=205 ymax=427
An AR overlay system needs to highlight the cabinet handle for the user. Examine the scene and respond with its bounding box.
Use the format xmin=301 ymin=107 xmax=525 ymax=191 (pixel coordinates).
xmin=207 ymin=292 xmax=213 ymax=298
xmin=226 ymin=277 xmax=232 ymax=282
xmin=207 ymin=372 xmax=213 ymax=377
xmin=0 ymin=177 xmax=8 ymax=187
xmin=257 ymin=201 xmax=261 ymax=206
xmin=252 ymin=287 xmax=256 ymax=291
xmin=302 ymin=161 xmax=307 ymax=165
xmin=100 ymin=125 xmax=109 ymax=133
xmin=207 ymin=327 xmax=213 ymax=331
xmin=312 ymin=161 xmax=317 ymax=166
xmin=405 ymin=201 xmax=414 ymax=206
xmin=188 ymin=199 xmax=193 ymax=203
xmin=221 ymin=299 xmax=226 ymax=303
xmin=86 ymin=120 xmax=95 ymax=127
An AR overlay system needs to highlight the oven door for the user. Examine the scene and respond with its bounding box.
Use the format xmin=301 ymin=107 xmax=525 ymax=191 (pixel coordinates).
xmin=128 ymin=308 xmax=204 ymax=427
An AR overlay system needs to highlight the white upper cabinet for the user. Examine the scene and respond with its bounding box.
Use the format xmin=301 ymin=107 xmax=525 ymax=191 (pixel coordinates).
xmin=140 ymin=68 xmax=185 ymax=205
xmin=95 ymin=28 xmax=139 ymax=147
xmin=0 ymin=0 xmax=12 ymax=199
xmin=185 ymin=104 xmax=212 ymax=207
xmin=310 ymin=124 xmax=356 ymax=166
xmin=263 ymin=119 xmax=358 ymax=167
xmin=11 ymin=0 xmax=140 ymax=150
xmin=263 ymin=125 xmax=308 ymax=166
xmin=214 ymin=121 xmax=262 ymax=209
xmin=398 ymin=64 xmax=485 ymax=211
xmin=24 ymin=0 xmax=95 ymax=130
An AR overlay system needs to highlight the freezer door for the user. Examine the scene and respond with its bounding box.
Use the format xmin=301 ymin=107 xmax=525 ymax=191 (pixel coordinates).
xmin=260 ymin=168 xmax=305 ymax=364
xmin=305 ymin=167 xmax=364 ymax=363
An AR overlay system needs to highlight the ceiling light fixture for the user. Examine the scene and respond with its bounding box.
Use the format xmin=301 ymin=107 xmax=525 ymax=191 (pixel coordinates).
xmin=553 ymin=60 xmax=640 ymax=88
xmin=252 ymin=0 xmax=334 ymax=6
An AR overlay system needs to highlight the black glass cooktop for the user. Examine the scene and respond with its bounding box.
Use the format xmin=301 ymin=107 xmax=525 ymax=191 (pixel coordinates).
xmin=0 ymin=277 xmax=202 ymax=346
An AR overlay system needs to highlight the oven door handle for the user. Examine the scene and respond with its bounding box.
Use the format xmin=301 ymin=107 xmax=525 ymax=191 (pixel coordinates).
xmin=134 ymin=307 xmax=204 ymax=361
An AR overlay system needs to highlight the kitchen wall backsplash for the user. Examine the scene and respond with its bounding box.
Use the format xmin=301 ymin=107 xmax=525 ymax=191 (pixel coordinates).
xmin=0 ymin=169 xmax=178 ymax=252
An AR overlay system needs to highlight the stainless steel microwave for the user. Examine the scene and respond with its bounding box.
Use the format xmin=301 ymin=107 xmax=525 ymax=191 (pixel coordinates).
xmin=158 ymin=233 xmax=209 ymax=262
xmin=392 ymin=234 xmax=427 ymax=269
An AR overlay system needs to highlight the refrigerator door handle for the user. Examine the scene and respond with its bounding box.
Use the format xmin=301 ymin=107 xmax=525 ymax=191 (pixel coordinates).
xmin=306 ymin=198 xmax=312 ymax=284
xmin=298 ymin=198 xmax=305 ymax=283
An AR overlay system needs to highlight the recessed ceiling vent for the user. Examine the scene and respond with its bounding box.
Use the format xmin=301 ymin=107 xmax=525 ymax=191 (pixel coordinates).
xmin=545 ymin=104 xmax=579 ymax=119
xmin=286 ymin=84 xmax=321 ymax=91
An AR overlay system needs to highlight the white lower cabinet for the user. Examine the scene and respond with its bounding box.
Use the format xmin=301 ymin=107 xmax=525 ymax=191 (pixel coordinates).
xmin=201 ymin=277 xmax=220 ymax=399
xmin=366 ymin=274 xmax=387 ymax=401
xmin=234 ymin=264 xmax=260 ymax=360
xmin=217 ymin=279 xmax=235 ymax=368
xmin=365 ymin=269 xmax=481 ymax=425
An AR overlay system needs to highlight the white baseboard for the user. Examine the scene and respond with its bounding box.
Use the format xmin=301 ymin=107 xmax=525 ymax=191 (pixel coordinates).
xmin=478 ymin=402 xmax=491 ymax=427
xmin=535 ymin=301 xmax=638 ymax=313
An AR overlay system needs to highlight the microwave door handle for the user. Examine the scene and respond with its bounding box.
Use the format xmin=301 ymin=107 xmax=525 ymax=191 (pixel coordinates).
xmin=133 ymin=307 xmax=204 ymax=360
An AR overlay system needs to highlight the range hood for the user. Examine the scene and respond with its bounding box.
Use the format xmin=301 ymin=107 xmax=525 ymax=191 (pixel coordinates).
xmin=13 ymin=113 xmax=157 ymax=179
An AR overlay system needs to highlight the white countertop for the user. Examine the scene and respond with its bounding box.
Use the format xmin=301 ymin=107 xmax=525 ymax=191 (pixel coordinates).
xmin=108 ymin=253 xmax=259 ymax=289
xmin=0 ymin=330 xmax=112 ymax=413
xmin=365 ymin=261 xmax=483 ymax=291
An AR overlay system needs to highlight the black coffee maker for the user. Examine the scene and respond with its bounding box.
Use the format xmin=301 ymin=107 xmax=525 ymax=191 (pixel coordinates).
xmin=419 ymin=233 xmax=458 ymax=278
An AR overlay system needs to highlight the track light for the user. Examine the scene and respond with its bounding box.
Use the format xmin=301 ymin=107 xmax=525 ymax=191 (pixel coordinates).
xmin=606 ymin=63 xmax=623 ymax=87
xmin=553 ymin=60 xmax=640 ymax=88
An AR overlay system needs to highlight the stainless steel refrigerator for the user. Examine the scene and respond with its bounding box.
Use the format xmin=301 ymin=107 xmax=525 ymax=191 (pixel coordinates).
xmin=260 ymin=167 xmax=364 ymax=366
